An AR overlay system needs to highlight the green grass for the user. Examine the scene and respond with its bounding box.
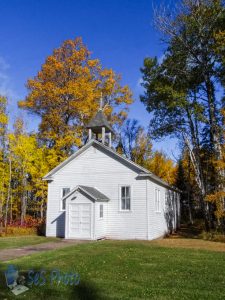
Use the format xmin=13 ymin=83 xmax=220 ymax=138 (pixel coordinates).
xmin=0 ymin=240 xmax=225 ymax=299
xmin=0 ymin=236 xmax=60 ymax=250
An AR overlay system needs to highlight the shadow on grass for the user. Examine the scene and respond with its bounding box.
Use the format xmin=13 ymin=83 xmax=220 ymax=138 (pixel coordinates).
xmin=72 ymin=281 xmax=102 ymax=300
xmin=164 ymin=223 xmax=203 ymax=240
xmin=0 ymin=264 xmax=102 ymax=300
xmin=176 ymin=224 xmax=202 ymax=238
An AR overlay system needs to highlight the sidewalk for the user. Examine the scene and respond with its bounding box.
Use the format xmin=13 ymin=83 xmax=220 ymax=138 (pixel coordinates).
xmin=0 ymin=239 xmax=90 ymax=262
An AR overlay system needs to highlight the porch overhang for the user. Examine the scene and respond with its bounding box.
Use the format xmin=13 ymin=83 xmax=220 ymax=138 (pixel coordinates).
xmin=62 ymin=185 xmax=110 ymax=202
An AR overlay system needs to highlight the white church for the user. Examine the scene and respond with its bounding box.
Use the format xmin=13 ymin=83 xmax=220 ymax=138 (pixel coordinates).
xmin=43 ymin=108 xmax=180 ymax=240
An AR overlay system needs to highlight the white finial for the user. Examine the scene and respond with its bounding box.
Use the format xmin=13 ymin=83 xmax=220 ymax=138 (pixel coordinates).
xmin=100 ymin=92 xmax=103 ymax=111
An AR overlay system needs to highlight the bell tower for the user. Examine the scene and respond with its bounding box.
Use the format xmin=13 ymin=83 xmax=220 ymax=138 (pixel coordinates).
xmin=86 ymin=97 xmax=114 ymax=147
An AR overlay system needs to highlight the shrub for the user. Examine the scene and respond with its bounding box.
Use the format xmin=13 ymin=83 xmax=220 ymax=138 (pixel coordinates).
xmin=199 ymin=231 xmax=225 ymax=243
xmin=37 ymin=221 xmax=46 ymax=236
xmin=3 ymin=226 xmax=37 ymax=236
xmin=0 ymin=216 xmax=46 ymax=237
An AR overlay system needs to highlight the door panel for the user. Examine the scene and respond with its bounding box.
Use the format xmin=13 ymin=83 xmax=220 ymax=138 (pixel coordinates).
xmin=69 ymin=203 xmax=91 ymax=238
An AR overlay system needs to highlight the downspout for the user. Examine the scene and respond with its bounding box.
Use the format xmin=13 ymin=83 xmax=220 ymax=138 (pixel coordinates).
xmin=93 ymin=202 xmax=95 ymax=240
xmin=146 ymin=180 xmax=149 ymax=240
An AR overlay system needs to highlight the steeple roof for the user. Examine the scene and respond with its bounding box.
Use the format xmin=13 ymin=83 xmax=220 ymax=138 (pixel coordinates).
xmin=86 ymin=110 xmax=114 ymax=134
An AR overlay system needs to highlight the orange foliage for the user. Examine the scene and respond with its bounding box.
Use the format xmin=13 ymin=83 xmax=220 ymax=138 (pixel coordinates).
xmin=19 ymin=37 xmax=132 ymax=156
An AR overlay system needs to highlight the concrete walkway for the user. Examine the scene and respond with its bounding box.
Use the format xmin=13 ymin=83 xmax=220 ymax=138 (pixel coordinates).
xmin=0 ymin=239 xmax=90 ymax=262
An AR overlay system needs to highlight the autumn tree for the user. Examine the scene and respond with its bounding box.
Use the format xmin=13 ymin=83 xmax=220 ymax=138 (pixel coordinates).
xmin=205 ymin=28 xmax=225 ymax=227
xmin=7 ymin=119 xmax=48 ymax=224
xmin=147 ymin=151 xmax=177 ymax=186
xmin=19 ymin=38 xmax=132 ymax=160
xmin=28 ymin=146 xmax=57 ymax=220
xmin=141 ymin=0 xmax=225 ymax=230
xmin=0 ymin=96 xmax=8 ymax=227
xmin=117 ymin=119 xmax=177 ymax=184
xmin=116 ymin=119 xmax=152 ymax=166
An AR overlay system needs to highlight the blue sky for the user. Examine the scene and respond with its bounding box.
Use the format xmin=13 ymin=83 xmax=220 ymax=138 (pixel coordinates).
xmin=0 ymin=0 xmax=179 ymax=159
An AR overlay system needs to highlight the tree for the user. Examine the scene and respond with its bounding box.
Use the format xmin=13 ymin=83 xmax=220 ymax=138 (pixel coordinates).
xmin=29 ymin=146 xmax=57 ymax=220
xmin=0 ymin=96 xmax=8 ymax=227
xmin=117 ymin=119 xmax=177 ymax=184
xmin=8 ymin=119 xmax=41 ymax=224
xmin=147 ymin=151 xmax=177 ymax=186
xmin=205 ymin=108 xmax=225 ymax=226
xmin=116 ymin=119 xmax=152 ymax=166
xmin=19 ymin=38 xmax=132 ymax=158
xmin=141 ymin=0 xmax=225 ymax=230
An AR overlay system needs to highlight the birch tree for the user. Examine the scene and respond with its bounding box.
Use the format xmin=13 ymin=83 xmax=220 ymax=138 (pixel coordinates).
xmin=0 ymin=96 xmax=8 ymax=227
xmin=141 ymin=0 xmax=225 ymax=229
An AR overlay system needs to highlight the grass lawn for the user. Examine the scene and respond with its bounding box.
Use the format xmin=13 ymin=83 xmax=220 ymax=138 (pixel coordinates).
xmin=0 ymin=236 xmax=60 ymax=250
xmin=0 ymin=240 xmax=225 ymax=300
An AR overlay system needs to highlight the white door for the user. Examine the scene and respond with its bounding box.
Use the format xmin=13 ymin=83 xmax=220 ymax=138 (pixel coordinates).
xmin=69 ymin=203 xmax=91 ymax=239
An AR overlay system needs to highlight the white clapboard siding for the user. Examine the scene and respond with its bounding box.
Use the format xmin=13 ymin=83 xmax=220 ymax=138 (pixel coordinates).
xmin=46 ymin=145 xmax=148 ymax=239
xmin=147 ymin=180 xmax=167 ymax=240
xmin=147 ymin=180 xmax=180 ymax=240
xmin=46 ymin=143 xmax=180 ymax=240
xmin=95 ymin=202 xmax=107 ymax=239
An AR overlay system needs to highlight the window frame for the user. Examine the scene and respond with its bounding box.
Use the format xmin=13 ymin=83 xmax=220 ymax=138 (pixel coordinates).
xmin=60 ymin=187 xmax=71 ymax=211
xmin=119 ymin=185 xmax=132 ymax=212
xmin=164 ymin=190 xmax=169 ymax=211
xmin=155 ymin=188 xmax=161 ymax=213
xmin=99 ymin=204 xmax=104 ymax=219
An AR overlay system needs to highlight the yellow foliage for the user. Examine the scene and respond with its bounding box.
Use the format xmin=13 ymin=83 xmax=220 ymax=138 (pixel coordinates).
xmin=146 ymin=151 xmax=177 ymax=185
xmin=19 ymin=37 xmax=133 ymax=155
xmin=206 ymin=191 xmax=225 ymax=219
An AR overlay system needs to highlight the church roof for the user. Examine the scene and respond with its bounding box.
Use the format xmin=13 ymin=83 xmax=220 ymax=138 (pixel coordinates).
xmin=62 ymin=185 xmax=110 ymax=202
xmin=43 ymin=139 xmax=180 ymax=192
xmin=86 ymin=110 xmax=114 ymax=133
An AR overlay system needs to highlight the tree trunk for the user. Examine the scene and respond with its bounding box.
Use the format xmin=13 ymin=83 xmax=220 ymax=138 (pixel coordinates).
xmin=187 ymin=155 xmax=193 ymax=225
xmin=205 ymin=75 xmax=224 ymax=227
xmin=21 ymin=170 xmax=27 ymax=225
xmin=187 ymin=189 xmax=193 ymax=225
xmin=183 ymin=133 xmax=210 ymax=230
xmin=204 ymin=75 xmax=222 ymax=160
xmin=0 ymin=190 xmax=3 ymax=232
xmin=185 ymin=106 xmax=211 ymax=230
xmin=40 ymin=201 xmax=43 ymax=220
xmin=10 ymin=193 xmax=13 ymax=223
xmin=4 ymin=158 xmax=11 ymax=228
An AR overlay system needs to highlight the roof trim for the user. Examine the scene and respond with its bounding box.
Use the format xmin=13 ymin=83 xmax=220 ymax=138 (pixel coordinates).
xmin=62 ymin=185 xmax=110 ymax=202
xmin=43 ymin=139 xmax=177 ymax=190
xmin=43 ymin=139 xmax=150 ymax=180
xmin=137 ymin=174 xmax=182 ymax=193
xmin=43 ymin=140 xmax=96 ymax=180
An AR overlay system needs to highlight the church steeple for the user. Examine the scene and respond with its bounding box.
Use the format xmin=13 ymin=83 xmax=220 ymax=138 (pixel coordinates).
xmin=86 ymin=96 xmax=114 ymax=147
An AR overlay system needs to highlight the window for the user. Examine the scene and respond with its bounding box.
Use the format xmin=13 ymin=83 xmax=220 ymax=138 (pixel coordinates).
xmin=61 ymin=188 xmax=70 ymax=210
xmin=155 ymin=188 xmax=161 ymax=213
xmin=100 ymin=204 xmax=103 ymax=218
xmin=164 ymin=190 xmax=168 ymax=211
xmin=120 ymin=186 xmax=131 ymax=211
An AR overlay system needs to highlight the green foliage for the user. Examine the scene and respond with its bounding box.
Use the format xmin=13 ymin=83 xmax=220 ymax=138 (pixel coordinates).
xmin=141 ymin=0 xmax=225 ymax=230
xmin=117 ymin=119 xmax=177 ymax=184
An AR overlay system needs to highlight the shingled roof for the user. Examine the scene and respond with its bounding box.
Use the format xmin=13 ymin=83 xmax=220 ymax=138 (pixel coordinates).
xmin=86 ymin=110 xmax=114 ymax=133
xmin=62 ymin=185 xmax=110 ymax=202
